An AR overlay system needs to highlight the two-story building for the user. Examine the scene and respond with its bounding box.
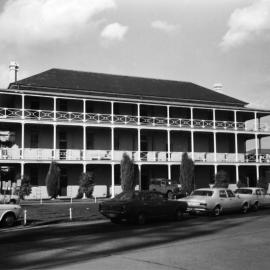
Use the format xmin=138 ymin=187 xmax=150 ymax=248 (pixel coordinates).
xmin=0 ymin=68 xmax=270 ymax=198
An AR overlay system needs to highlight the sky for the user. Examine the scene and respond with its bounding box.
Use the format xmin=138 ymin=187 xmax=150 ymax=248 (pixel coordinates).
xmin=0 ymin=0 xmax=270 ymax=110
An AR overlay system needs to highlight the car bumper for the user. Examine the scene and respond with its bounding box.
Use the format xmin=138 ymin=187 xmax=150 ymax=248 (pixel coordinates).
xmin=99 ymin=210 xmax=127 ymax=219
xmin=186 ymin=206 xmax=209 ymax=213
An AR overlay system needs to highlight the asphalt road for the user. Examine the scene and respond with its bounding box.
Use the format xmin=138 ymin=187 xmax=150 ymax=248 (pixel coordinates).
xmin=1 ymin=209 xmax=270 ymax=270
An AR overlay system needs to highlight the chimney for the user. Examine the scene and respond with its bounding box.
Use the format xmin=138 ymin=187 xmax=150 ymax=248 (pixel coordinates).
xmin=9 ymin=61 xmax=19 ymax=83
xmin=213 ymin=83 xmax=223 ymax=94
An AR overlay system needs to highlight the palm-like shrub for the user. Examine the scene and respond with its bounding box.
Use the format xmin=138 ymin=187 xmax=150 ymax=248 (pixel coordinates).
xmin=213 ymin=170 xmax=229 ymax=188
xmin=45 ymin=161 xmax=61 ymax=199
xmin=120 ymin=153 xmax=135 ymax=192
xmin=257 ymin=177 xmax=269 ymax=191
xmin=179 ymin=152 xmax=195 ymax=194
xmin=77 ymin=171 xmax=95 ymax=198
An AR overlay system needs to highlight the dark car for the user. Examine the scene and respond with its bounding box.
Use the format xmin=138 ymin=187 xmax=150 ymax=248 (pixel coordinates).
xmin=99 ymin=190 xmax=187 ymax=225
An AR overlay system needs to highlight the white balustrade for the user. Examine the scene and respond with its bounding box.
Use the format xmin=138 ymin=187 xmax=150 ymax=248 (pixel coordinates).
xmin=85 ymin=150 xmax=111 ymax=160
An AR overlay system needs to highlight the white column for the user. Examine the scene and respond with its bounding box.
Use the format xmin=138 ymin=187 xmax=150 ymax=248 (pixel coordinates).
xmin=53 ymin=97 xmax=57 ymax=121
xmin=234 ymin=110 xmax=237 ymax=130
xmin=236 ymin=165 xmax=239 ymax=183
xmin=256 ymin=165 xmax=260 ymax=183
xmin=167 ymin=105 xmax=170 ymax=127
xmin=83 ymin=163 xmax=86 ymax=173
xmin=111 ymin=127 xmax=114 ymax=160
xmin=213 ymin=109 xmax=216 ymax=129
xmin=21 ymin=123 xmax=24 ymax=159
xmin=53 ymin=124 xmax=57 ymax=159
xmin=213 ymin=131 xmax=217 ymax=162
xmin=254 ymin=112 xmax=258 ymax=131
xmin=167 ymin=130 xmax=171 ymax=162
xmin=111 ymin=163 xmax=115 ymax=198
xmin=111 ymin=101 xmax=114 ymax=124
xmin=138 ymin=128 xmax=141 ymax=161
xmin=83 ymin=125 xmax=86 ymax=160
xmin=83 ymin=99 xmax=86 ymax=123
xmin=235 ymin=133 xmax=238 ymax=162
xmin=138 ymin=164 xmax=142 ymax=191
xmin=190 ymin=107 xmax=194 ymax=128
xmin=255 ymin=134 xmax=258 ymax=162
xmin=21 ymin=94 xmax=25 ymax=119
xmin=137 ymin=103 xmax=140 ymax=125
xmin=191 ymin=130 xmax=194 ymax=160
xmin=168 ymin=165 xmax=171 ymax=180
xmin=214 ymin=164 xmax=217 ymax=175
xmin=21 ymin=162 xmax=24 ymax=177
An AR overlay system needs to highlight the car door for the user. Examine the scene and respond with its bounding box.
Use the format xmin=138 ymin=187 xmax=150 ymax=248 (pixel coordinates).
xmin=142 ymin=192 xmax=164 ymax=218
xmin=218 ymin=190 xmax=230 ymax=211
xmin=226 ymin=189 xmax=241 ymax=211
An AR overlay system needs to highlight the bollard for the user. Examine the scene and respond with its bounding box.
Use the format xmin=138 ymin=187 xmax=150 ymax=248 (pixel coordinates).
xmin=70 ymin=197 xmax=73 ymax=204
xmin=69 ymin=207 xmax=72 ymax=221
xmin=24 ymin=210 xmax=27 ymax=225
xmin=94 ymin=196 xmax=97 ymax=203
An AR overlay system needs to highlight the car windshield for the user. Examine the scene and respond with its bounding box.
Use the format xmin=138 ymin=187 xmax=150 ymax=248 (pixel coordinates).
xmin=234 ymin=189 xmax=252 ymax=194
xmin=192 ymin=190 xmax=213 ymax=196
xmin=114 ymin=192 xmax=135 ymax=201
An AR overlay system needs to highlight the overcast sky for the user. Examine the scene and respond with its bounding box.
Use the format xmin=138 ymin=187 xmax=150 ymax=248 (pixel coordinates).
xmin=0 ymin=0 xmax=269 ymax=110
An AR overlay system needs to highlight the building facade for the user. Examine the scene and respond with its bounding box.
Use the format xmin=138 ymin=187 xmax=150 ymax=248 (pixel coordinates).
xmin=0 ymin=68 xmax=270 ymax=198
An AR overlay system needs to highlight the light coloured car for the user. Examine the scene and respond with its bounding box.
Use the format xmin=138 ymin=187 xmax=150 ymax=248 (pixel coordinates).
xmin=0 ymin=204 xmax=23 ymax=227
xmin=149 ymin=178 xmax=180 ymax=198
xmin=178 ymin=188 xmax=249 ymax=216
xmin=234 ymin=187 xmax=270 ymax=211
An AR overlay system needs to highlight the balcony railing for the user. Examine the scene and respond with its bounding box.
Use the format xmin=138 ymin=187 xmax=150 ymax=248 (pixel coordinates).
xmin=1 ymin=147 xmax=269 ymax=163
xmin=0 ymin=107 xmax=268 ymax=132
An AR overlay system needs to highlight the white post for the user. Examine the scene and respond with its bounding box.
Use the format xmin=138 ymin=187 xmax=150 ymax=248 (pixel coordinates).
xmin=111 ymin=127 xmax=114 ymax=160
xmin=168 ymin=165 xmax=171 ymax=180
xmin=83 ymin=125 xmax=86 ymax=161
xmin=53 ymin=97 xmax=57 ymax=121
xmin=191 ymin=130 xmax=194 ymax=160
xmin=167 ymin=130 xmax=171 ymax=162
xmin=254 ymin=112 xmax=258 ymax=131
xmin=83 ymin=163 xmax=86 ymax=173
xmin=255 ymin=134 xmax=259 ymax=162
xmin=21 ymin=94 xmax=25 ymax=119
xmin=53 ymin=124 xmax=57 ymax=159
xmin=190 ymin=107 xmax=194 ymax=128
xmin=21 ymin=123 xmax=24 ymax=159
xmin=214 ymin=164 xmax=217 ymax=175
xmin=111 ymin=163 xmax=115 ymax=198
xmin=69 ymin=208 xmax=72 ymax=221
xmin=213 ymin=131 xmax=217 ymax=162
xmin=21 ymin=163 xmax=24 ymax=177
xmin=111 ymin=101 xmax=114 ymax=124
xmin=138 ymin=128 xmax=141 ymax=161
xmin=256 ymin=165 xmax=260 ymax=183
xmin=234 ymin=110 xmax=237 ymax=130
xmin=83 ymin=99 xmax=86 ymax=123
xmin=137 ymin=103 xmax=140 ymax=125
xmin=236 ymin=165 xmax=239 ymax=183
xmin=167 ymin=105 xmax=170 ymax=127
xmin=213 ymin=109 xmax=216 ymax=129
xmin=235 ymin=133 xmax=238 ymax=162
xmin=138 ymin=164 xmax=141 ymax=191
xmin=24 ymin=210 xmax=27 ymax=225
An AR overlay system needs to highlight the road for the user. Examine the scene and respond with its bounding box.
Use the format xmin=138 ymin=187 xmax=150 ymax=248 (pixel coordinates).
xmin=1 ymin=209 xmax=270 ymax=270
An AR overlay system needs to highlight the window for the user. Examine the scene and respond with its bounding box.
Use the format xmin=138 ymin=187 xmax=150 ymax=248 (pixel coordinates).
xmin=219 ymin=190 xmax=227 ymax=198
xmin=235 ymin=189 xmax=252 ymax=195
xmin=30 ymin=132 xmax=39 ymax=148
xmin=226 ymin=190 xmax=235 ymax=198
xmin=193 ymin=190 xmax=213 ymax=196
xmin=30 ymin=167 xmax=38 ymax=185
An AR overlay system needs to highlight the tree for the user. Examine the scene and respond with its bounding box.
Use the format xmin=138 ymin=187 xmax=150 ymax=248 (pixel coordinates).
xmin=15 ymin=174 xmax=32 ymax=200
xmin=213 ymin=170 xmax=229 ymax=188
xmin=77 ymin=171 xmax=95 ymax=198
xmin=179 ymin=152 xmax=195 ymax=194
xmin=120 ymin=153 xmax=135 ymax=192
xmin=257 ymin=177 xmax=269 ymax=191
xmin=45 ymin=161 xmax=61 ymax=199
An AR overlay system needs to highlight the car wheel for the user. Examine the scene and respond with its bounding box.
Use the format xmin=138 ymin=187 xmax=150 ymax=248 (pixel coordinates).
xmin=167 ymin=191 xmax=173 ymax=199
xmin=212 ymin=206 xmax=221 ymax=217
xmin=137 ymin=213 xmax=146 ymax=225
xmin=2 ymin=213 xmax=16 ymax=227
xmin=241 ymin=203 xmax=249 ymax=214
xmin=253 ymin=202 xmax=259 ymax=212
xmin=175 ymin=209 xmax=183 ymax=221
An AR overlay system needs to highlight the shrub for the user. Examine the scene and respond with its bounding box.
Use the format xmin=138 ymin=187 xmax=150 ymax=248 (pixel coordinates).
xmin=237 ymin=181 xmax=247 ymax=188
xmin=45 ymin=161 xmax=61 ymax=199
xmin=179 ymin=152 xmax=195 ymax=194
xmin=257 ymin=177 xmax=269 ymax=191
xmin=77 ymin=171 xmax=95 ymax=198
xmin=15 ymin=174 xmax=32 ymax=200
xmin=120 ymin=153 xmax=135 ymax=192
xmin=213 ymin=170 xmax=229 ymax=188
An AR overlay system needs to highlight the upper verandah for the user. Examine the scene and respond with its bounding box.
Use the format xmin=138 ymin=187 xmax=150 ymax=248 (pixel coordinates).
xmin=8 ymin=68 xmax=248 ymax=108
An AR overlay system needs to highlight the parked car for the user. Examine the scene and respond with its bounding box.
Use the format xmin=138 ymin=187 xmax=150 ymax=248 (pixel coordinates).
xmin=99 ymin=190 xmax=187 ymax=225
xmin=149 ymin=178 xmax=181 ymax=198
xmin=0 ymin=204 xmax=23 ymax=227
xmin=178 ymin=188 xmax=249 ymax=216
xmin=234 ymin=187 xmax=270 ymax=210
xmin=0 ymin=192 xmax=19 ymax=204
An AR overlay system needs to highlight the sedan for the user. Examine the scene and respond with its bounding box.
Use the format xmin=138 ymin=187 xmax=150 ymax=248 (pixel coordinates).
xmin=234 ymin=187 xmax=270 ymax=210
xmin=99 ymin=191 xmax=187 ymax=225
xmin=178 ymin=188 xmax=249 ymax=216
xmin=0 ymin=204 xmax=23 ymax=227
